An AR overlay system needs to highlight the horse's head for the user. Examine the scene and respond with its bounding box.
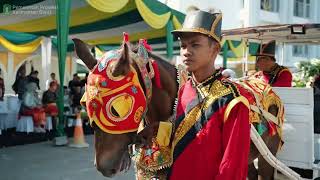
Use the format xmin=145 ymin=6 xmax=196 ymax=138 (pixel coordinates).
xmin=73 ymin=36 xmax=161 ymax=177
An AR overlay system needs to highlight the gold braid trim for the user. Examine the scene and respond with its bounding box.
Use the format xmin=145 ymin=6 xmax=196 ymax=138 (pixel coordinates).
xmin=224 ymin=96 xmax=250 ymax=123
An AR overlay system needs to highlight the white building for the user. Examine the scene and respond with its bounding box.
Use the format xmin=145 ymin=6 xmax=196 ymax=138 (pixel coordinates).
xmin=162 ymin=0 xmax=320 ymax=68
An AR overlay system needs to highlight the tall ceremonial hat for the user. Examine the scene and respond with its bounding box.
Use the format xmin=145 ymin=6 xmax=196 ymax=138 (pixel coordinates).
xmin=256 ymin=40 xmax=276 ymax=60
xmin=171 ymin=6 xmax=222 ymax=43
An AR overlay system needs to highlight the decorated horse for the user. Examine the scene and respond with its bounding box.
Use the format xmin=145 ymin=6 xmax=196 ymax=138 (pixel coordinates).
xmin=73 ymin=33 xmax=300 ymax=180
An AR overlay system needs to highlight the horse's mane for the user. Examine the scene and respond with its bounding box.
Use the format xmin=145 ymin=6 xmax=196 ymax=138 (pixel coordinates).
xmin=148 ymin=52 xmax=174 ymax=71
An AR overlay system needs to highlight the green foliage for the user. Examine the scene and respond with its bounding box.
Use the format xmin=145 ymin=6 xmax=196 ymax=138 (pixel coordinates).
xmin=293 ymin=59 xmax=320 ymax=87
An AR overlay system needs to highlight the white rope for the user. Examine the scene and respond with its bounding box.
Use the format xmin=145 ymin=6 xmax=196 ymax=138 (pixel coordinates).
xmin=250 ymin=124 xmax=302 ymax=180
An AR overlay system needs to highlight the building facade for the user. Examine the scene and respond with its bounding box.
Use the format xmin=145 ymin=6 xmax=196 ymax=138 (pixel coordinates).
xmin=162 ymin=0 xmax=320 ymax=68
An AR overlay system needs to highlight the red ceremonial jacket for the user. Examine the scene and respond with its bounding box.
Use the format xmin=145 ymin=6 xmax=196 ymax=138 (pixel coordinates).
xmin=255 ymin=63 xmax=292 ymax=87
xmin=169 ymin=72 xmax=252 ymax=180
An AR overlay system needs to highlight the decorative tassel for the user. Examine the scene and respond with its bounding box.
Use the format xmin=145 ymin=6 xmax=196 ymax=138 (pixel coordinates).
xmin=123 ymin=32 xmax=129 ymax=43
xmin=267 ymin=121 xmax=277 ymax=136
xmin=257 ymin=123 xmax=267 ymax=136
xmin=151 ymin=61 xmax=162 ymax=89
xmin=142 ymin=39 xmax=152 ymax=51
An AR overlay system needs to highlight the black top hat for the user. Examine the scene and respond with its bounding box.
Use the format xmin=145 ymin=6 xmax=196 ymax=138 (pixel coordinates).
xmin=171 ymin=9 xmax=222 ymax=43
xmin=256 ymin=41 xmax=276 ymax=58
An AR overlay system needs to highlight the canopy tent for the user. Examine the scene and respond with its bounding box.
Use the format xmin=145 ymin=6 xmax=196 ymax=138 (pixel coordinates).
xmin=0 ymin=0 xmax=186 ymax=141
xmin=0 ymin=0 xmax=184 ymax=57
xmin=222 ymin=24 xmax=320 ymax=44
xmin=222 ymin=23 xmax=320 ymax=75
xmin=0 ymin=0 xmax=263 ymax=59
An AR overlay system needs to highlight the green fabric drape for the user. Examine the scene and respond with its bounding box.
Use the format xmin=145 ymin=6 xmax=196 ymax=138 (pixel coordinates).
xmin=223 ymin=42 xmax=228 ymax=68
xmin=55 ymin=0 xmax=71 ymax=137
xmin=166 ymin=19 xmax=174 ymax=59
xmin=0 ymin=30 xmax=39 ymax=44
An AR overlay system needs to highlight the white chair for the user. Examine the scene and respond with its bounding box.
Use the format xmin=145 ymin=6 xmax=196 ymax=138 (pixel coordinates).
xmin=45 ymin=116 xmax=53 ymax=131
xmin=16 ymin=116 xmax=34 ymax=133
xmin=0 ymin=101 xmax=8 ymax=130
xmin=67 ymin=117 xmax=75 ymax=127
xmin=0 ymin=113 xmax=7 ymax=130
xmin=6 ymin=95 xmax=20 ymax=113
xmin=0 ymin=100 xmax=8 ymax=113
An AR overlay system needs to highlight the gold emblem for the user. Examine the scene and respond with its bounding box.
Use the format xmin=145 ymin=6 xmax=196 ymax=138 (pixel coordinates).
xmin=134 ymin=106 xmax=144 ymax=123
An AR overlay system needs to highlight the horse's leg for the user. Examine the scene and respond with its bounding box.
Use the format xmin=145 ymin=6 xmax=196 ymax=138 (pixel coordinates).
xmin=257 ymin=132 xmax=281 ymax=180
xmin=248 ymin=163 xmax=258 ymax=180
xmin=248 ymin=135 xmax=261 ymax=180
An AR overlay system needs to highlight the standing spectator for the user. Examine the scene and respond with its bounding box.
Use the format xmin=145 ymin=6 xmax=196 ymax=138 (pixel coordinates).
xmin=80 ymin=73 xmax=88 ymax=96
xmin=68 ymin=73 xmax=80 ymax=96
xmin=46 ymin=73 xmax=58 ymax=90
xmin=0 ymin=69 xmax=4 ymax=101
xmin=12 ymin=64 xmax=29 ymax=100
xmin=80 ymin=73 xmax=88 ymax=88
xmin=63 ymin=86 xmax=71 ymax=112
xmin=28 ymin=70 xmax=40 ymax=90
xmin=71 ymin=84 xmax=82 ymax=112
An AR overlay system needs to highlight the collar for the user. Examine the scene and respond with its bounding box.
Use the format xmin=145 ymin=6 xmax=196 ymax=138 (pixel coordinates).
xmin=191 ymin=70 xmax=222 ymax=99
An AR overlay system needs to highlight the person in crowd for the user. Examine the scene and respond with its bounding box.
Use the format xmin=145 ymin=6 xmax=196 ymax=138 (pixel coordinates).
xmin=254 ymin=41 xmax=292 ymax=87
xmin=71 ymin=84 xmax=82 ymax=111
xmin=68 ymin=73 xmax=81 ymax=96
xmin=28 ymin=70 xmax=40 ymax=90
xmin=12 ymin=64 xmax=29 ymax=100
xmin=80 ymin=73 xmax=88 ymax=88
xmin=63 ymin=86 xmax=71 ymax=113
xmin=42 ymin=81 xmax=59 ymax=135
xmin=20 ymin=82 xmax=46 ymax=133
xmin=45 ymin=72 xmax=58 ymax=90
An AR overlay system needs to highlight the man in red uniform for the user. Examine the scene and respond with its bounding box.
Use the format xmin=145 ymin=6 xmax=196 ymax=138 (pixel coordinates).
xmin=254 ymin=41 xmax=292 ymax=87
xmin=169 ymin=7 xmax=251 ymax=180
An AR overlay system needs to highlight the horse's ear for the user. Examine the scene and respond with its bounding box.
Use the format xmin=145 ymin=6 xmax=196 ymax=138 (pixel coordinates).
xmin=112 ymin=42 xmax=131 ymax=77
xmin=72 ymin=38 xmax=97 ymax=70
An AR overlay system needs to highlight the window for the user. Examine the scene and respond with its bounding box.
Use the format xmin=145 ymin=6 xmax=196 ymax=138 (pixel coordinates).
xmin=241 ymin=0 xmax=245 ymax=8
xmin=293 ymin=45 xmax=309 ymax=57
xmin=294 ymin=0 xmax=310 ymax=18
xmin=261 ymin=0 xmax=279 ymax=12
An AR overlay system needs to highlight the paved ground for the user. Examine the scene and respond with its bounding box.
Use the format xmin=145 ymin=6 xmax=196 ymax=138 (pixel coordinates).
xmin=0 ymin=135 xmax=135 ymax=180
xmin=0 ymin=134 xmax=295 ymax=180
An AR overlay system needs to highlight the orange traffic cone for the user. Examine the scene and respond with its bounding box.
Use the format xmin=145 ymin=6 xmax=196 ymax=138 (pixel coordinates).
xmin=68 ymin=112 xmax=89 ymax=148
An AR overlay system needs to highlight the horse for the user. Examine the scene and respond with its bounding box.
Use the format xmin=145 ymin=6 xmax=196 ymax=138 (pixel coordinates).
xmin=73 ymin=38 xmax=283 ymax=180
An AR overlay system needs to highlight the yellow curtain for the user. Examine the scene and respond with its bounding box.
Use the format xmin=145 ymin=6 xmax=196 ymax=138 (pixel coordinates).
xmin=86 ymin=0 xmax=129 ymax=13
xmin=0 ymin=52 xmax=8 ymax=72
xmin=13 ymin=53 xmax=32 ymax=72
xmin=0 ymin=36 xmax=42 ymax=54
xmin=0 ymin=3 xmax=135 ymax=33
xmin=228 ymin=40 xmax=246 ymax=57
xmin=172 ymin=15 xmax=182 ymax=30
xmin=66 ymin=55 xmax=72 ymax=77
xmin=95 ymin=47 xmax=105 ymax=59
xmin=86 ymin=28 xmax=166 ymax=45
xmin=135 ymin=0 xmax=171 ymax=29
